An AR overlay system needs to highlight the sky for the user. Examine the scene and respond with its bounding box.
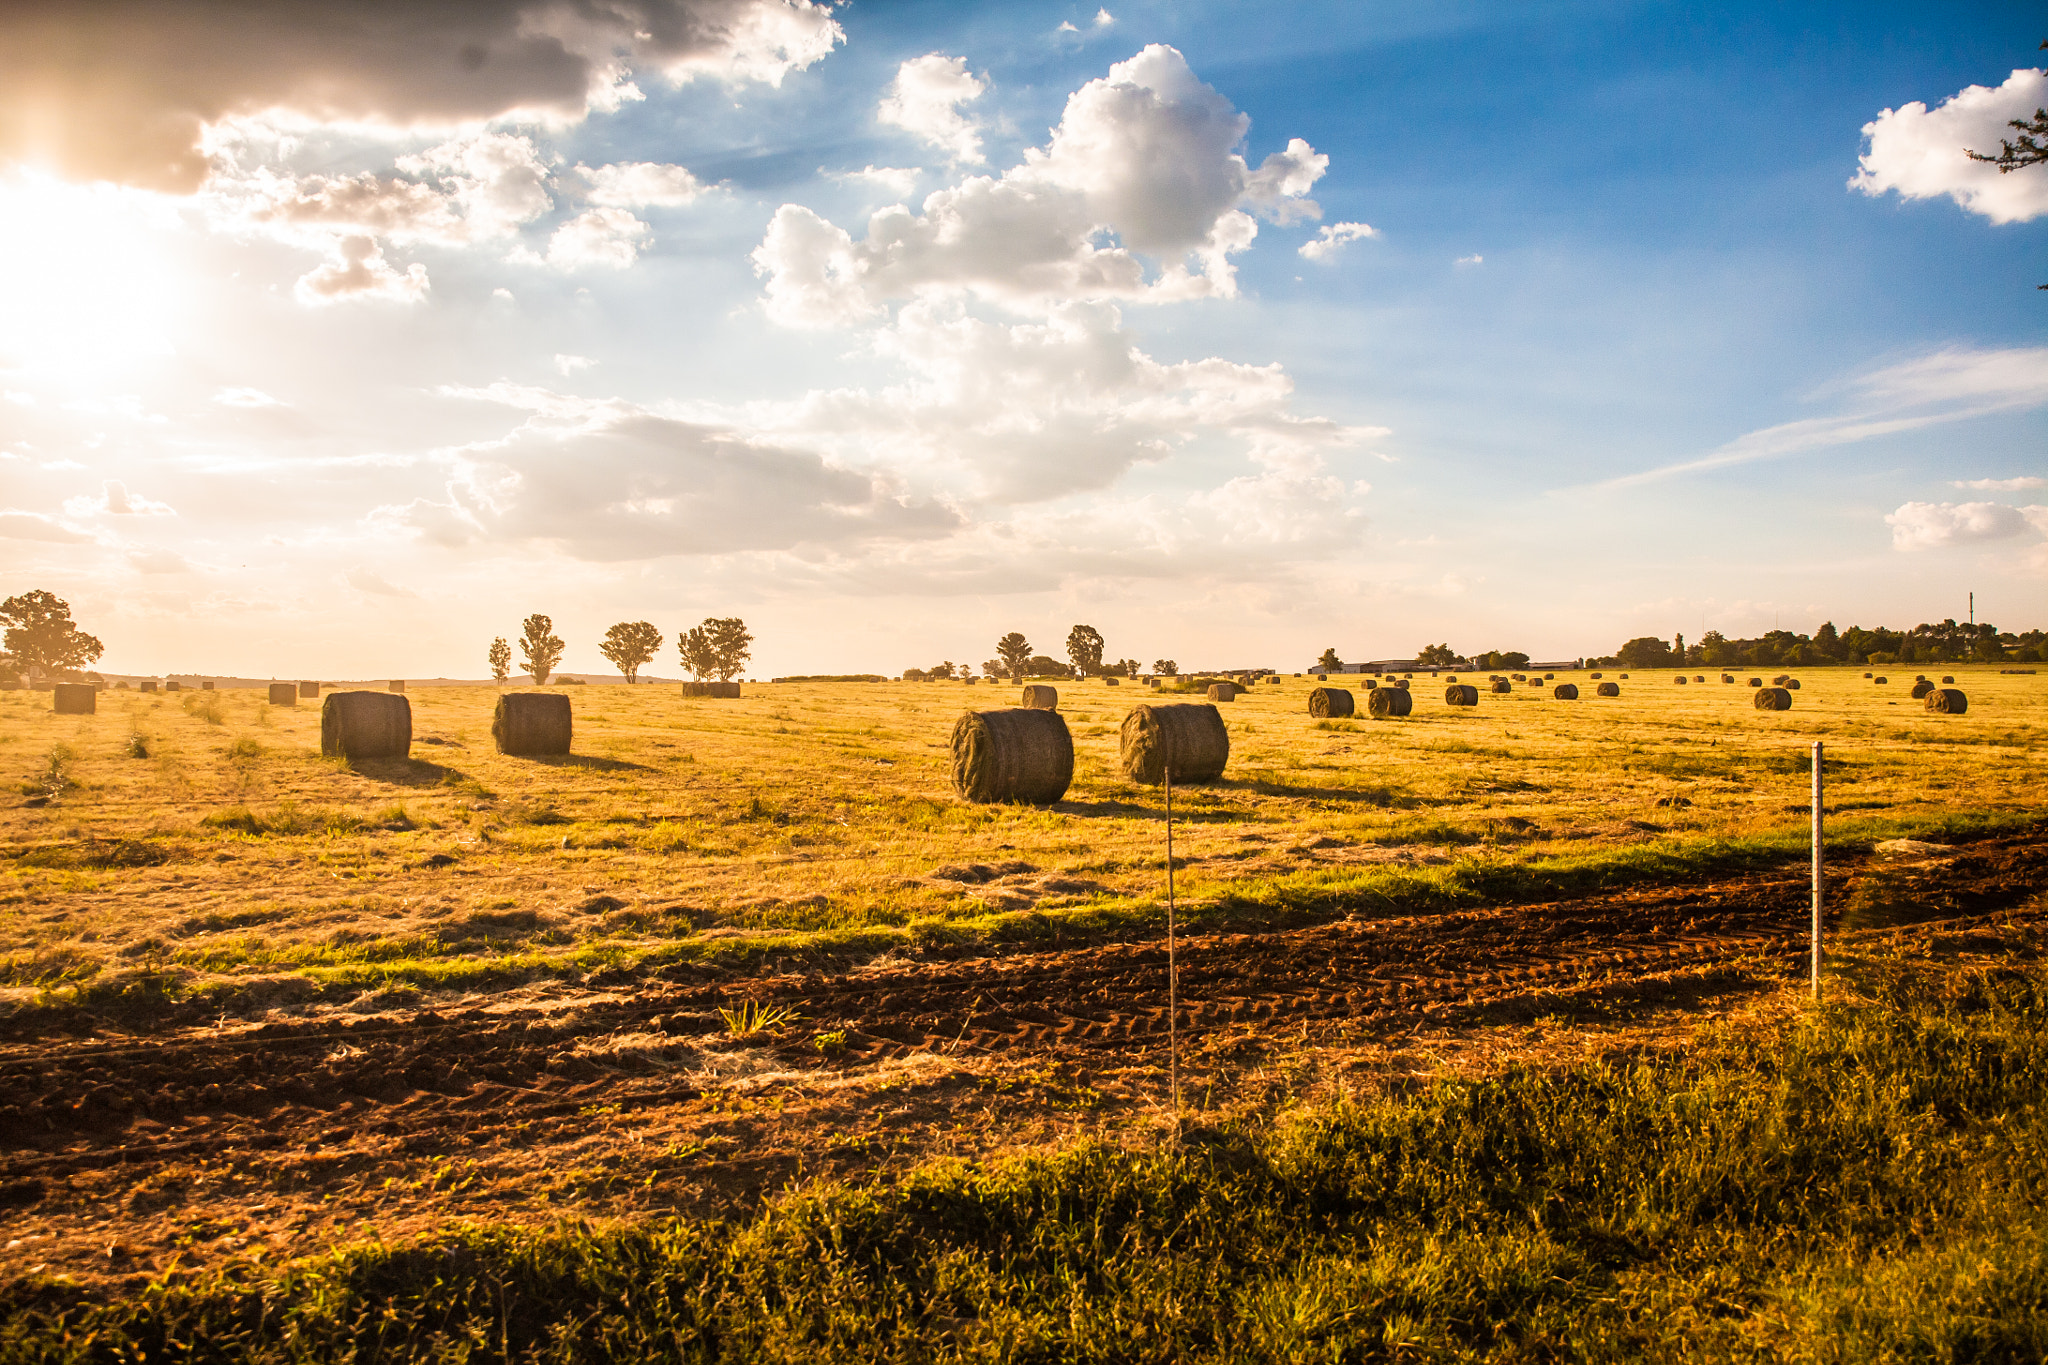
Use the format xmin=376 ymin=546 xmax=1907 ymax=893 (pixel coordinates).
xmin=0 ymin=0 xmax=2043 ymax=679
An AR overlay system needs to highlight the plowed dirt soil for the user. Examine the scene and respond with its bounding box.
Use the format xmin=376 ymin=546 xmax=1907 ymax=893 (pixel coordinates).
xmin=4 ymin=829 xmax=2046 ymax=1287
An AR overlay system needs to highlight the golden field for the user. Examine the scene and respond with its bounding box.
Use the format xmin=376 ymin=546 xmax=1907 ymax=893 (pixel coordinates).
xmin=1 ymin=667 xmax=2042 ymax=1010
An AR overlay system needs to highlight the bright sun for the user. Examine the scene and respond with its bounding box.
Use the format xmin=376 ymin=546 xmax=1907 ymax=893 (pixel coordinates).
xmin=0 ymin=171 xmax=185 ymax=380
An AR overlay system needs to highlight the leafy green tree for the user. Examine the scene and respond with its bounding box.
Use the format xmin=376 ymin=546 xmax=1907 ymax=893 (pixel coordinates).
xmin=1615 ymin=637 xmax=1675 ymax=668
xmin=487 ymin=637 xmax=511 ymax=685
xmin=519 ymin=615 xmax=565 ymax=685
xmin=0 ymin=590 xmax=103 ymax=676
xmin=996 ymin=632 xmax=1033 ymax=681
xmin=1066 ymin=624 xmax=1105 ymax=676
xmin=1416 ymin=643 xmax=1458 ymax=667
xmin=1153 ymin=659 xmax=1178 ymax=675
xmin=931 ymin=661 xmax=959 ymax=680
xmin=678 ymin=626 xmax=717 ymax=681
xmin=705 ymin=617 xmax=753 ymax=681
xmin=600 ymin=621 xmax=663 ymax=684
xmin=1316 ymin=647 xmax=1343 ymax=673
xmin=1026 ymin=654 xmax=1067 ymax=677
xmin=1113 ymin=658 xmax=1141 ymax=677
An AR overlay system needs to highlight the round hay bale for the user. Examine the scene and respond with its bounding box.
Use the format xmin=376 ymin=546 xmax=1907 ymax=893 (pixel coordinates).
xmin=298 ymin=681 xmax=318 ymax=699
xmin=1104 ymin=677 xmax=1120 ymax=687
xmin=1308 ymin=686 xmax=1355 ymax=717
xmin=1721 ymin=674 xmax=1734 ymax=684
xmin=1772 ymin=674 xmax=1791 ymax=686
xmin=1445 ymin=684 xmax=1479 ymax=706
xmin=1748 ymin=677 xmax=1763 ymax=687
xmin=1941 ymin=675 xmax=1955 ymax=684
xmin=1589 ymin=671 xmax=1603 ymax=679
xmin=1754 ymin=687 xmax=1792 ymax=711
xmin=139 ymin=680 xmax=157 ymax=693
xmin=1620 ymin=673 xmax=1630 ymax=680
xmin=52 ymin=683 xmax=95 ymax=715
xmin=1545 ymin=673 xmax=1556 ymax=680
xmin=1926 ymin=687 xmax=1968 ymax=715
xmin=320 ymin=691 xmax=411 ymax=759
xmin=1489 ymin=679 xmax=1511 ymax=694
xmin=1207 ymin=682 xmax=1237 ymax=702
xmin=1553 ymin=683 xmax=1579 ymax=700
xmin=1366 ymin=686 xmax=1413 ymax=718
xmin=1364 ymin=679 xmax=1379 ymax=690
xmin=952 ymin=708 xmax=1074 ymax=805
xmin=1445 ymin=675 xmax=1458 ymax=682
xmin=1909 ymin=679 xmax=1934 ymax=699
xmin=965 ymin=677 xmax=979 ymax=686
xmin=1915 ymin=674 xmax=1928 ymax=682
xmin=1021 ymin=684 xmax=1059 ymax=710
xmin=388 ymin=680 xmax=406 ymax=694
xmin=1512 ymin=673 xmax=1526 ymax=681
xmin=493 ymin=692 xmax=572 ymax=755
xmin=1874 ymin=676 xmax=1888 ymax=684
xmin=1674 ymin=675 xmax=1687 ymax=685
xmin=267 ymin=682 xmax=297 ymax=706
xmin=1395 ymin=679 xmax=1410 ymax=690
xmin=1595 ymin=681 xmax=1620 ymax=697
xmin=1694 ymin=674 xmax=1706 ymax=683
xmin=1119 ymin=703 xmax=1229 ymax=785
xmin=1862 ymin=672 xmax=1873 ymax=678
xmin=1785 ymin=680 xmax=1801 ymax=690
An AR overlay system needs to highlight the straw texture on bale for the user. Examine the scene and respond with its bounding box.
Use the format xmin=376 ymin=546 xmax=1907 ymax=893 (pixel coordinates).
xmin=1119 ymin=703 xmax=1229 ymax=786
xmin=52 ymin=683 xmax=95 ymax=715
xmin=1367 ymin=686 xmax=1413 ymax=718
xmin=1308 ymin=686 xmax=1355 ymax=718
xmin=139 ymin=681 xmax=156 ymax=693
xmin=1926 ymin=688 xmax=1968 ymax=715
xmin=1910 ymin=680 xmax=1935 ymax=699
xmin=1553 ymin=683 xmax=1580 ymax=700
xmin=493 ymin=692 xmax=573 ymax=755
xmin=298 ymin=681 xmax=318 ymax=699
xmin=1021 ymin=685 xmax=1059 ymax=710
xmin=1207 ymin=683 xmax=1236 ymax=702
xmin=1595 ymin=682 xmax=1620 ymax=697
xmin=1444 ymin=684 xmax=1479 ymax=706
xmin=267 ymin=682 xmax=297 ymax=706
xmin=952 ymin=708 xmax=1074 ymax=805
xmin=1490 ymin=679 xmax=1511 ymax=694
xmin=1754 ymin=687 xmax=1792 ymax=711
xmin=320 ymin=691 xmax=412 ymax=760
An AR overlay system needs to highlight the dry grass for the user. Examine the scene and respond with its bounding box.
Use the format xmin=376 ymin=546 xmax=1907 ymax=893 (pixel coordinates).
xmin=1 ymin=670 xmax=2043 ymax=1009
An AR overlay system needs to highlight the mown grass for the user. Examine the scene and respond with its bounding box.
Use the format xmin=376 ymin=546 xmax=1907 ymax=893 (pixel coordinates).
xmin=1 ymin=670 xmax=2042 ymax=1010
xmin=8 ymin=941 xmax=2048 ymax=1360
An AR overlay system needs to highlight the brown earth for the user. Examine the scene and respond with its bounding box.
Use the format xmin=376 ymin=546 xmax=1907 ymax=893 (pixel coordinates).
xmin=3 ymin=829 xmax=2046 ymax=1289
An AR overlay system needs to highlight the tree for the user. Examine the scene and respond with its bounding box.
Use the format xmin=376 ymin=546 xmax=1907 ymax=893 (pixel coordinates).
xmin=600 ymin=620 xmax=663 ymax=684
xmin=1968 ymin=43 xmax=2048 ymax=172
xmin=1153 ymin=658 xmax=1178 ymax=675
xmin=0 ymin=590 xmax=103 ymax=676
xmin=1066 ymin=624 xmax=1105 ymax=677
xmin=704 ymin=617 xmax=753 ymax=681
xmin=996 ymin=631 xmax=1033 ymax=681
xmin=1025 ymin=654 xmax=1067 ymax=676
xmin=1615 ymin=636 xmax=1675 ymax=668
xmin=519 ymin=614 xmax=565 ymax=685
xmin=930 ymin=661 xmax=958 ymax=680
xmin=1316 ymin=647 xmax=1343 ymax=673
xmin=678 ymin=626 xmax=717 ymax=681
xmin=1113 ymin=658 xmax=1141 ymax=677
xmin=1416 ymin=642 xmax=1458 ymax=667
xmin=487 ymin=637 xmax=511 ymax=685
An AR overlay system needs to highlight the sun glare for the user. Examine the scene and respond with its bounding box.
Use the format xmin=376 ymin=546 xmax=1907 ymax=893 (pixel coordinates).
xmin=0 ymin=171 xmax=185 ymax=380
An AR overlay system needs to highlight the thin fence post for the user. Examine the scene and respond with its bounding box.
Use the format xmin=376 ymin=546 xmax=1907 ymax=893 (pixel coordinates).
xmin=1811 ymin=740 xmax=1823 ymax=1000
xmin=1165 ymin=764 xmax=1179 ymax=1134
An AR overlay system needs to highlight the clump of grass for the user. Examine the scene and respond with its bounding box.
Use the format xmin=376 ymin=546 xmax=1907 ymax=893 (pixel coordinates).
xmin=15 ymin=953 xmax=2048 ymax=1359
xmin=26 ymin=743 xmax=75 ymax=800
xmin=716 ymin=999 xmax=800 ymax=1038
xmin=811 ymin=1029 xmax=847 ymax=1055
xmin=125 ymin=732 xmax=149 ymax=759
xmin=181 ymin=692 xmax=225 ymax=725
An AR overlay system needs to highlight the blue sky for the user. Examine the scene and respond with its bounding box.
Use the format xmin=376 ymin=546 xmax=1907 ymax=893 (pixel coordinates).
xmin=0 ymin=0 xmax=2041 ymax=677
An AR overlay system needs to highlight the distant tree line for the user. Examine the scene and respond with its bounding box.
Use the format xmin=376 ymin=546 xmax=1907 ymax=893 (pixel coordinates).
xmin=1606 ymin=620 xmax=2045 ymax=669
xmin=489 ymin=615 xmax=753 ymax=686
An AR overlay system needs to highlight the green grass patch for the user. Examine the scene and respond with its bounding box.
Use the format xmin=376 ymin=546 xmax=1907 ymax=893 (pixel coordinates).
xmin=11 ymin=941 xmax=2048 ymax=1359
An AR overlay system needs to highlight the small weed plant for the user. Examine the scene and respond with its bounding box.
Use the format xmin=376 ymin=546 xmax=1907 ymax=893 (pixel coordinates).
xmin=717 ymin=999 xmax=800 ymax=1038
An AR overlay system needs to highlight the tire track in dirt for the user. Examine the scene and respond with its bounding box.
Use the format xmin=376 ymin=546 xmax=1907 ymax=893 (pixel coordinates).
xmin=4 ymin=830 xmax=2046 ymax=1193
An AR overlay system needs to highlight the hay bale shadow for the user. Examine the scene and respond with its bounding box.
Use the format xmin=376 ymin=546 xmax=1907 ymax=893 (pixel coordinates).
xmin=522 ymin=753 xmax=653 ymax=773
xmin=345 ymin=757 xmax=467 ymax=787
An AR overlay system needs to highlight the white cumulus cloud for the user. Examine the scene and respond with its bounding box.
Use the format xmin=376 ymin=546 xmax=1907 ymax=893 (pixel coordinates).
xmin=878 ymin=54 xmax=986 ymax=163
xmin=753 ymin=45 xmax=1327 ymax=325
xmin=294 ymin=234 xmax=430 ymax=304
xmin=579 ymin=161 xmax=704 ymax=207
xmin=1952 ymin=475 xmax=2047 ymax=491
xmin=1851 ymin=66 xmax=2048 ymax=224
xmin=1299 ymin=221 xmax=1376 ymax=261
xmin=546 ymin=208 xmax=651 ymax=269
xmin=1885 ymin=499 xmax=2048 ymax=550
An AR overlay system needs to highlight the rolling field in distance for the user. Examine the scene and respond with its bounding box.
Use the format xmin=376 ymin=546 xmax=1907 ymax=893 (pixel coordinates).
xmin=2 ymin=667 xmax=2042 ymax=1011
